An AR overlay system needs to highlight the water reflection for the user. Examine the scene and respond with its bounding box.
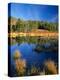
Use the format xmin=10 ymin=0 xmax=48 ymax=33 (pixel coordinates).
xmin=9 ymin=36 xmax=58 ymax=76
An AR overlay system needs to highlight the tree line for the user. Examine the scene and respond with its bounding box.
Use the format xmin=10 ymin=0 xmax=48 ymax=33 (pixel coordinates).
xmin=8 ymin=17 xmax=58 ymax=32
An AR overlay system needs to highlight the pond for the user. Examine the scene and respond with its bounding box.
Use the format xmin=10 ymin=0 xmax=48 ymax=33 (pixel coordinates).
xmin=9 ymin=41 xmax=58 ymax=76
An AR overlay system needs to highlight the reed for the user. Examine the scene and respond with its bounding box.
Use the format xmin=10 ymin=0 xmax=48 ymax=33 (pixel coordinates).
xmin=30 ymin=65 xmax=40 ymax=75
xmin=13 ymin=50 xmax=22 ymax=60
xmin=44 ymin=60 xmax=58 ymax=74
xmin=15 ymin=59 xmax=26 ymax=76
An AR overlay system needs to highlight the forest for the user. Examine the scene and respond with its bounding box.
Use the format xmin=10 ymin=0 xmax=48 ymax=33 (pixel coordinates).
xmin=8 ymin=17 xmax=58 ymax=32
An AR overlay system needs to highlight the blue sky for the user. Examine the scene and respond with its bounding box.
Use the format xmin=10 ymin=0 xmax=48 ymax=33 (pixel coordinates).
xmin=8 ymin=3 xmax=58 ymax=22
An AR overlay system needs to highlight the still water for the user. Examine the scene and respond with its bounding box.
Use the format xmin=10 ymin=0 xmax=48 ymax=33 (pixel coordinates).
xmin=9 ymin=42 xmax=58 ymax=76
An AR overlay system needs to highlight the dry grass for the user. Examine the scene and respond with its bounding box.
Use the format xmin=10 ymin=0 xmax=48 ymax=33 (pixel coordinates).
xmin=44 ymin=60 xmax=57 ymax=74
xmin=13 ymin=50 xmax=26 ymax=76
xmin=13 ymin=50 xmax=22 ymax=60
xmin=15 ymin=59 xmax=26 ymax=76
xmin=30 ymin=66 xmax=40 ymax=75
xmin=8 ymin=30 xmax=58 ymax=38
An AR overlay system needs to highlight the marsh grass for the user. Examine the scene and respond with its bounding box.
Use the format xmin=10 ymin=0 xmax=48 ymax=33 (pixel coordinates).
xmin=30 ymin=65 xmax=40 ymax=75
xmin=13 ymin=50 xmax=58 ymax=76
xmin=15 ymin=59 xmax=26 ymax=76
xmin=13 ymin=50 xmax=22 ymax=60
xmin=13 ymin=50 xmax=26 ymax=76
xmin=44 ymin=60 xmax=58 ymax=74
